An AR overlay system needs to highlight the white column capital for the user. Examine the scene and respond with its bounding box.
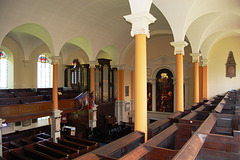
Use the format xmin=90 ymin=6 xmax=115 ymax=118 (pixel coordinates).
xmin=202 ymin=59 xmax=208 ymax=67
xmin=88 ymin=61 xmax=97 ymax=68
xmin=170 ymin=41 xmax=188 ymax=55
xmin=190 ymin=53 xmax=201 ymax=63
xmin=50 ymin=56 xmax=61 ymax=64
xmin=124 ymin=12 xmax=156 ymax=38
xmin=117 ymin=64 xmax=126 ymax=70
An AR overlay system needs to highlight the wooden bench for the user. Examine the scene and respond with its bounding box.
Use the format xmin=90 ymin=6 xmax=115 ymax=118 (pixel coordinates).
xmin=20 ymin=95 xmax=44 ymax=103
xmin=57 ymin=138 xmax=88 ymax=155
xmin=63 ymin=135 xmax=99 ymax=151
xmin=34 ymin=143 xmax=69 ymax=159
xmin=10 ymin=150 xmax=32 ymax=160
xmin=0 ymin=97 xmax=20 ymax=106
xmin=179 ymin=111 xmax=210 ymax=126
xmin=0 ymin=93 xmax=15 ymax=98
xmin=92 ymin=131 xmax=144 ymax=159
xmin=14 ymin=92 xmax=38 ymax=97
xmin=23 ymin=147 xmax=58 ymax=160
xmin=42 ymin=140 xmax=80 ymax=158
xmin=9 ymin=89 xmax=33 ymax=93
xmin=148 ymin=118 xmax=171 ymax=139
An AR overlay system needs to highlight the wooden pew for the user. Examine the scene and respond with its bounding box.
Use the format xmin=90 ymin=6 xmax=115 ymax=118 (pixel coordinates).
xmin=172 ymin=113 xmax=217 ymax=160
xmin=0 ymin=93 xmax=15 ymax=98
xmin=179 ymin=111 xmax=210 ymax=126
xmin=20 ymin=95 xmax=44 ymax=104
xmin=86 ymin=131 xmax=144 ymax=159
xmin=63 ymin=135 xmax=99 ymax=151
xmin=14 ymin=92 xmax=38 ymax=97
xmin=9 ymin=89 xmax=33 ymax=93
xmin=0 ymin=97 xmax=20 ymax=106
xmin=148 ymin=118 xmax=171 ymax=139
xmin=10 ymin=150 xmax=32 ymax=160
xmin=57 ymin=138 xmax=88 ymax=155
xmin=23 ymin=147 xmax=58 ymax=160
xmin=42 ymin=140 xmax=80 ymax=158
xmin=34 ymin=143 xmax=69 ymax=159
xmin=168 ymin=111 xmax=190 ymax=123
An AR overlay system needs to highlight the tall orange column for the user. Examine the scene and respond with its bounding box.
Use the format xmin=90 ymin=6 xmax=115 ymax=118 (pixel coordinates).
xmin=116 ymin=68 xmax=125 ymax=123
xmin=190 ymin=53 xmax=201 ymax=103
xmin=90 ymin=68 xmax=94 ymax=93
xmin=89 ymin=61 xmax=97 ymax=93
xmin=131 ymin=71 xmax=133 ymax=100
xmin=202 ymin=59 xmax=208 ymax=99
xmin=199 ymin=66 xmax=203 ymax=100
xmin=193 ymin=62 xmax=199 ymax=103
xmin=117 ymin=69 xmax=124 ymax=101
xmin=176 ymin=54 xmax=184 ymax=111
xmin=51 ymin=56 xmax=62 ymax=143
xmin=171 ymin=41 xmax=188 ymax=112
xmin=135 ymin=34 xmax=147 ymax=141
xmin=124 ymin=12 xmax=156 ymax=142
xmin=53 ymin=63 xmax=58 ymax=110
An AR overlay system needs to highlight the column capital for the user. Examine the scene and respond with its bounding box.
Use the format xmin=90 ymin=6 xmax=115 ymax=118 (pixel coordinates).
xmin=190 ymin=53 xmax=201 ymax=63
xmin=117 ymin=64 xmax=126 ymax=70
xmin=88 ymin=61 xmax=97 ymax=68
xmin=124 ymin=12 xmax=156 ymax=38
xmin=50 ymin=56 xmax=61 ymax=64
xmin=23 ymin=60 xmax=30 ymax=67
xmin=170 ymin=41 xmax=188 ymax=55
xmin=202 ymin=59 xmax=208 ymax=67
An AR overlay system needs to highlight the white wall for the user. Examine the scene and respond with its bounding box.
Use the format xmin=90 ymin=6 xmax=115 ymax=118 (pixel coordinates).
xmin=208 ymin=37 xmax=240 ymax=98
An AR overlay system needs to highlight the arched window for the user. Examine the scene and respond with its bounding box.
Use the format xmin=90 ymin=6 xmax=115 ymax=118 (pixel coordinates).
xmin=37 ymin=54 xmax=53 ymax=88
xmin=0 ymin=51 xmax=8 ymax=88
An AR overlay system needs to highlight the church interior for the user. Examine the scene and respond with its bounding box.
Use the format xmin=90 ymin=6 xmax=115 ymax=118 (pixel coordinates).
xmin=0 ymin=0 xmax=240 ymax=159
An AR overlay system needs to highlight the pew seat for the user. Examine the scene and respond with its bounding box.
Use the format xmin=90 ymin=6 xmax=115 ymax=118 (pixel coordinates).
xmin=14 ymin=92 xmax=38 ymax=97
xmin=20 ymin=96 xmax=44 ymax=104
xmin=0 ymin=97 xmax=20 ymax=106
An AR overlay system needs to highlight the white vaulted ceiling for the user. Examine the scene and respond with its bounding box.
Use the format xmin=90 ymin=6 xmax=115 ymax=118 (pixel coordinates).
xmin=0 ymin=0 xmax=239 ymax=65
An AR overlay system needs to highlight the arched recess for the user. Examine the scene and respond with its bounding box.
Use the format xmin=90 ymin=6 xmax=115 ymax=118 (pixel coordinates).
xmin=96 ymin=50 xmax=114 ymax=66
xmin=0 ymin=46 xmax=14 ymax=88
xmin=61 ymin=36 xmax=91 ymax=65
xmin=97 ymin=45 xmax=117 ymax=66
xmin=6 ymin=23 xmax=54 ymax=60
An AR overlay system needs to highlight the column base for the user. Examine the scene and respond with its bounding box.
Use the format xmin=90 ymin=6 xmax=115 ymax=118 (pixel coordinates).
xmin=51 ymin=109 xmax=62 ymax=142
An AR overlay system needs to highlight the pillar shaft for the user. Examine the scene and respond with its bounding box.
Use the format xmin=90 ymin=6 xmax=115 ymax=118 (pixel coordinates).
xmin=131 ymin=71 xmax=134 ymax=100
xmin=199 ymin=66 xmax=203 ymax=100
xmin=151 ymin=80 xmax=156 ymax=112
xmin=194 ymin=62 xmax=199 ymax=103
xmin=176 ymin=54 xmax=184 ymax=111
xmin=51 ymin=57 xmax=62 ymax=143
xmin=90 ymin=68 xmax=95 ymax=93
xmin=117 ymin=70 xmax=124 ymax=101
xmin=203 ymin=66 xmax=208 ymax=99
xmin=134 ymin=34 xmax=147 ymax=141
xmin=53 ymin=63 xmax=58 ymax=110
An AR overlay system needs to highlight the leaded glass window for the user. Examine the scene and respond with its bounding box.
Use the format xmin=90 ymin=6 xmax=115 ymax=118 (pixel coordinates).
xmin=37 ymin=54 xmax=53 ymax=88
xmin=0 ymin=51 xmax=8 ymax=88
